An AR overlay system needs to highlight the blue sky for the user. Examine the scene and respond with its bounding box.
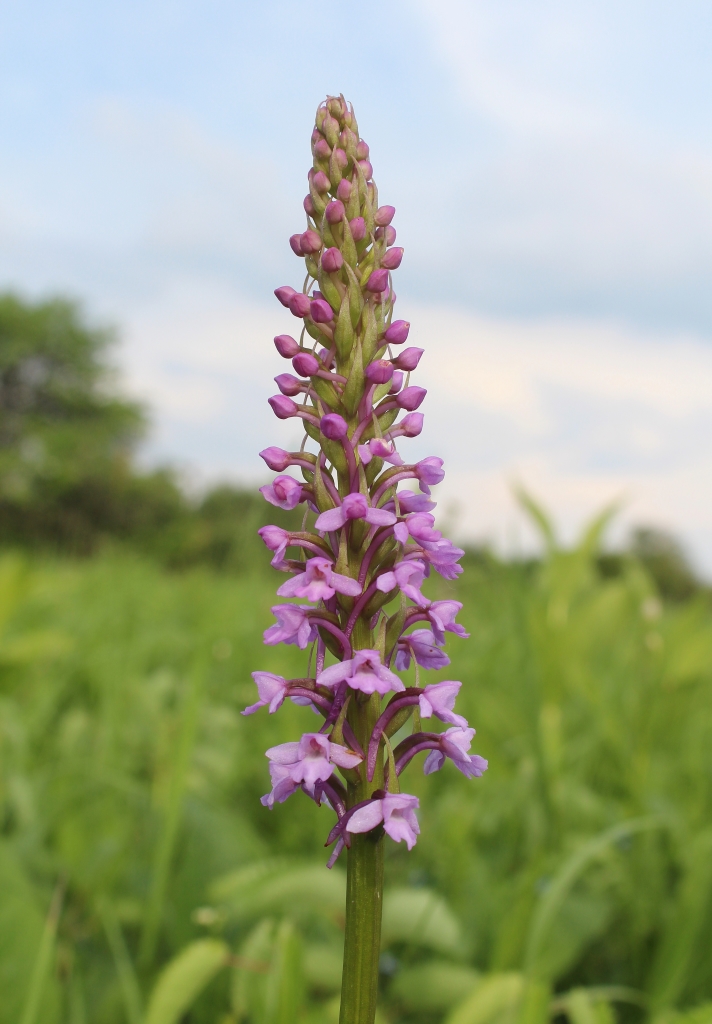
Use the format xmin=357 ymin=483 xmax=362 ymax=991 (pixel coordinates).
xmin=2 ymin=1 xmax=712 ymax=567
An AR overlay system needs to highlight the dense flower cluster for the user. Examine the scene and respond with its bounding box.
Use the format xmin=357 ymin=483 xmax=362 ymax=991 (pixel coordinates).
xmin=245 ymin=95 xmax=487 ymax=866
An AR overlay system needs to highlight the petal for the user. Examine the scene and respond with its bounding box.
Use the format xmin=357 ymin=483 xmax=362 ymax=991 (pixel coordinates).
xmin=393 ymin=523 xmax=409 ymax=544
xmin=423 ymin=749 xmax=445 ymax=775
xmin=376 ymin=571 xmax=396 ymax=593
xmin=315 ymin=507 xmax=346 ymax=531
xmin=328 ymin=743 xmax=363 ymax=768
xmin=241 ymin=699 xmax=266 ymax=716
xmin=365 ymin=507 xmax=397 ymax=526
xmin=330 ymin=571 xmax=362 ymax=596
xmin=265 ymin=741 xmax=300 ymax=764
xmin=317 ymin=660 xmax=354 ymax=688
xmin=276 ymin=574 xmax=306 ymax=598
xmin=358 ymin=444 xmax=373 ymax=465
xmin=383 ymin=817 xmax=418 ymax=849
xmin=346 ymin=801 xmax=385 ymax=834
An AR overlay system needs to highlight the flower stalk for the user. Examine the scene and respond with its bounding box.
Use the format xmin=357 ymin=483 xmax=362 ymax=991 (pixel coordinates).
xmin=244 ymin=94 xmax=488 ymax=1024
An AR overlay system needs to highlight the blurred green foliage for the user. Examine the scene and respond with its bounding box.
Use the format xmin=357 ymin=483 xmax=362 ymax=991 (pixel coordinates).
xmin=1 ymin=496 xmax=712 ymax=1023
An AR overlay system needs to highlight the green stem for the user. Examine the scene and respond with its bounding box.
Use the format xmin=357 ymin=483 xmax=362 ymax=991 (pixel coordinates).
xmin=339 ymin=830 xmax=384 ymax=1024
xmin=340 ymin=613 xmax=385 ymax=1024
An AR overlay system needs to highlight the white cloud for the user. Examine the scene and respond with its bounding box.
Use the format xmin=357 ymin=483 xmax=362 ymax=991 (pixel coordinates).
xmin=119 ymin=286 xmax=712 ymax=573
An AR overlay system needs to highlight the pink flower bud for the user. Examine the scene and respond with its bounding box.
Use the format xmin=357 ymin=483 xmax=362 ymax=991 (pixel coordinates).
xmin=311 ymin=128 xmax=322 ymax=145
xmin=349 ymin=217 xmax=366 ymax=241
xmin=389 ymin=371 xmax=404 ymax=393
xmin=300 ymin=230 xmax=322 ymax=254
xmin=382 ymin=247 xmax=403 ymax=270
xmin=400 ymin=412 xmax=424 ymax=437
xmin=313 ymin=170 xmax=331 ymax=193
xmin=314 ymin=138 xmax=331 ymax=159
xmin=358 ymin=160 xmax=373 ymax=180
xmin=337 ymin=179 xmax=352 ymax=202
xmin=375 ymin=225 xmax=397 ymax=246
xmin=393 ymin=347 xmax=423 ymax=371
xmin=325 ymin=200 xmax=345 ymax=224
xmin=396 ymin=386 xmax=426 ymax=411
xmin=375 ymin=205 xmax=395 ymax=227
xmin=356 ymin=140 xmax=370 ymax=160
xmin=310 ymin=298 xmax=334 ymax=323
xmin=275 ymin=373 xmax=302 ymax=396
xmin=365 ymin=359 xmax=394 ymax=384
xmin=275 ymin=286 xmax=297 ymax=308
xmin=366 ymin=268 xmax=389 ymax=293
xmin=322 ymin=247 xmax=343 ymax=273
xmin=269 ymin=395 xmax=298 ymax=419
xmin=385 ymin=320 xmax=410 ymax=345
xmin=293 ymin=351 xmax=320 ymax=376
xmin=274 ymin=334 xmax=300 ymax=358
xmin=260 ymin=447 xmax=292 ymax=471
xmin=334 ymin=148 xmax=348 ymax=169
xmin=289 ymin=293 xmax=311 ymax=317
xmin=320 ymin=413 xmax=349 ymax=440
xmin=289 ymin=234 xmax=304 ymax=256
xmin=304 ymin=194 xmax=316 ymax=217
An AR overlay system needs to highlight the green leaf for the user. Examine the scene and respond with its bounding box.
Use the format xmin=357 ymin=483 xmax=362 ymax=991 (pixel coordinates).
xmin=389 ymin=962 xmax=479 ymax=1012
xmin=210 ymin=860 xmax=346 ymax=924
xmin=143 ymin=938 xmax=229 ymax=1024
xmin=445 ymin=972 xmax=524 ymax=1024
xmin=381 ymin=887 xmax=463 ymax=956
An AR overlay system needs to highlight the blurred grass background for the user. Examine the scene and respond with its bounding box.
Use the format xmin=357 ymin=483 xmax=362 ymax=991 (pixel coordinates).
xmin=1 ymin=293 xmax=712 ymax=1024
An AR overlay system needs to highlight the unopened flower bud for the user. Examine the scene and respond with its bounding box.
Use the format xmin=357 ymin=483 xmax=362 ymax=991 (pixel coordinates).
xmin=322 ymin=247 xmax=343 ymax=273
xmin=349 ymin=217 xmax=366 ymax=241
xmin=382 ymin=247 xmax=404 ymax=270
xmin=313 ymin=171 xmax=331 ymax=193
xmin=385 ymin=320 xmax=410 ymax=344
xmin=400 ymin=412 xmax=424 ymax=436
xmin=304 ymin=194 xmax=316 ymax=217
xmin=375 ymin=205 xmax=395 ymax=227
xmin=366 ymin=268 xmax=389 ymax=293
xmin=334 ymin=148 xmax=348 ymax=169
xmin=293 ymin=352 xmax=320 ymax=376
xmin=390 ymin=371 xmax=404 ymax=393
xmin=323 ymin=115 xmax=339 ymax=147
xmin=396 ymin=386 xmax=427 ymax=411
xmin=325 ymin=200 xmax=345 ymax=224
xmin=275 ymin=285 xmax=297 ymax=308
xmin=259 ymin=446 xmax=292 ymax=471
xmin=358 ymin=160 xmax=373 ymax=180
xmin=314 ymin=137 xmax=331 ymax=160
xmin=375 ymin=225 xmax=397 ymax=246
xmin=337 ymin=179 xmax=352 ymax=202
xmin=274 ymin=334 xmax=300 ymax=358
xmin=275 ymin=373 xmax=302 ymax=396
xmin=310 ymin=298 xmax=334 ymax=323
xmin=365 ymin=359 xmax=394 ymax=384
xmin=289 ymin=293 xmax=312 ymax=317
xmin=356 ymin=140 xmax=370 ymax=160
xmin=393 ymin=347 xmax=424 ymax=371
xmin=300 ymin=230 xmax=322 ymax=254
xmin=320 ymin=413 xmax=348 ymax=440
xmin=289 ymin=234 xmax=304 ymax=256
xmin=269 ymin=395 xmax=298 ymax=419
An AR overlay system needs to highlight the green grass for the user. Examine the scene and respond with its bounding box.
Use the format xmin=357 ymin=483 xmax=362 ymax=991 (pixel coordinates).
xmin=1 ymin=507 xmax=712 ymax=1024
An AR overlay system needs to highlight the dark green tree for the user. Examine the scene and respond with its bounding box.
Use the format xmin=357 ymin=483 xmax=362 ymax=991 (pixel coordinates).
xmin=0 ymin=293 xmax=183 ymax=551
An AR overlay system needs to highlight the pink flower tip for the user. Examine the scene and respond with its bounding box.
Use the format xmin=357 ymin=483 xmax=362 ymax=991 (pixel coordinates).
xmin=293 ymin=351 xmax=320 ymax=376
xmin=384 ymin=320 xmax=410 ymax=344
xmin=375 ymin=205 xmax=396 ymax=227
xmin=268 ymin=395 xmax=298 ymax=419
xmin=275 ymin=285 xmax=297 ymax=308
xmin=322 ymin=247 xmax=343 ymax=273
xmin=365 ymin=359 xmax=394 ymax=384
xmin=325 ymin=200 xmax=345 ymax=224
xmin=366 ymin=268 xmax=389 ymax=293
xmin=310 ymin=298 xmax=334 ymax=323
xmin=320 ymin=413 xmax=349 ymax=440
xmin=274 ymin=334 xmax=300 ymax=358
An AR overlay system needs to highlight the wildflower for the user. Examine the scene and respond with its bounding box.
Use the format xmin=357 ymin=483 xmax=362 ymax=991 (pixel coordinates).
xmin=277 ymin=557 xmax=361 ymax=602
xmin=346 ymin=793 xmax=420 ymax=849
xmin=263 ymin=604 xmax=317 ymax=649
xmin=262 ymin=733 xmax=362 ymax=802
xmin=318 ymin=649 xmax=404 ymax=696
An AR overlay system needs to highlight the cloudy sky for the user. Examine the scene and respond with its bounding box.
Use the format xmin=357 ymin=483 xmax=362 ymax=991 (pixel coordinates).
xmin=2 ymin=1 xmax=712 ymax=567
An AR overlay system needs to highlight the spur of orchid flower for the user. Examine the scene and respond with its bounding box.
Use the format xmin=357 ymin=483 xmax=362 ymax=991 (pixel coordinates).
xmin=243 ymin=94 xmax=487 ymax=1024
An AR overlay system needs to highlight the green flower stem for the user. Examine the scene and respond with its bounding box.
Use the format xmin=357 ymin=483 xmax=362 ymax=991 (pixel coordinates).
xmin=340 ymin=618 xmax=385 ymax=1024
